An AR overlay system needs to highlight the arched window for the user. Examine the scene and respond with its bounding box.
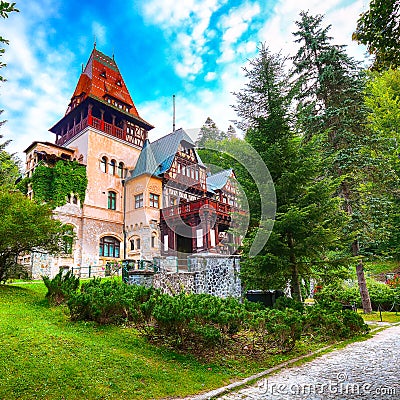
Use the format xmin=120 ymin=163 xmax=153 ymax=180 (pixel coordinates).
xmin=99 ymin=236 xmax=120 ymax=258
xmin=62 ymin=225 xmax=74 ymax=255
xmin=117 ymin=162 xmax=124 ymax=178
xmin=100 ymin=156 xmax=108 ymax=173
xmin=110 ymin=159 xmax=116 ymax=175
xmin=136 ymin=238 xmax=141 ymax=250
xmin=108 ymin=191 xmax=116 ymax=210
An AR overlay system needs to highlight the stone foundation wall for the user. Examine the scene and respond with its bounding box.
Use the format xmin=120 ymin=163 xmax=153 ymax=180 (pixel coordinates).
xmin=126 ymin=271 xmax=154 ymax=288
xmin=31 ymin=252 xmax=52 ymax=279
xmin=128 ymin=254 xmax=242 ymax=299
xmin=189 ymin=254 xmax=241 ymax=298
xmin=153 ymin=272 xmax=195 ymax=295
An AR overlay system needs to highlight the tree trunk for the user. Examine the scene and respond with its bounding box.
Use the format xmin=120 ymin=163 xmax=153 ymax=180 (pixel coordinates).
xmin=352 ymin=240 xmax=372 ymax=313
xmin=342 ymin=179 xmax=373 ymax=314
xmin=288 ymin=233 xmax=302 ymax=302
xmin=291 ymin=262 xmax=302 ymax=302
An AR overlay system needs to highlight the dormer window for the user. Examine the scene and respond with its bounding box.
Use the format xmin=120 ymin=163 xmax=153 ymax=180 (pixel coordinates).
xmin=100 ymin=70 xmax=107 ymax=78
xmin=116 ymin=80 xmax=122 ymax=87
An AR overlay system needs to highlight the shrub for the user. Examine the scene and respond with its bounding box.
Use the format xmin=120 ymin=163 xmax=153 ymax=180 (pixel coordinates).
xmin=367 ymin=280 xmax=400 ymax=310
xmin=150 ymin=293 xmax=246 ymax=348
xmin=313 ymin=280 xmax=400 ymax=311
xmin=42 ymin=270 xmax=80 ymax=305
xmin=274 ymin=296 xmax=304 ymax=313
xmin=248 ymin=308 xmax=303 ymax=353
xmin=313 ymin=283 xmax=359 ymax=307
xmin=303 ymin=303 xmax=368 ymax=340
xmin=67 ymin=279 xmax=158 ymax=325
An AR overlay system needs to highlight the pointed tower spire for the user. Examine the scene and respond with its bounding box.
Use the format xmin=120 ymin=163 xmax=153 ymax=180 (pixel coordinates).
xmin=49 ymin=47 xmax=154 ymax=148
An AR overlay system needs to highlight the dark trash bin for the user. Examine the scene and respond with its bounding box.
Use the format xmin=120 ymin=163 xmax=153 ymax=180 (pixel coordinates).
xmin=246 ymin=290 xmax=284 ymax=307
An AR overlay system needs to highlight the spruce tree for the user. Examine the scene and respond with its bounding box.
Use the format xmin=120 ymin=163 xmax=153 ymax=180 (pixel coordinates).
xmin=234 ymin=45 xmax=347 ymax=300
xmin=196 ymin=117 xmax=221 ymax=147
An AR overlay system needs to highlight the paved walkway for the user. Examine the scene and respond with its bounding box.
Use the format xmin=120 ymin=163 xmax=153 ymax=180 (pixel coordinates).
xmin=215 ymin=325 xmax=400 ymax=400
xmin=186 ymin=325 xmax=400 ymax=400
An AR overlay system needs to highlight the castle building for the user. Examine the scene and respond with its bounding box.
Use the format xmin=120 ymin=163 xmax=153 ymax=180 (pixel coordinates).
xmin=23 ymin=47 xmax=241 ymax=278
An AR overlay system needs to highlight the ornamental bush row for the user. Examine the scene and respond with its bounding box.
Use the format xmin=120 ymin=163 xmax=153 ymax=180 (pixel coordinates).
xmin=42 ymin=277 xmax=369 ymax=353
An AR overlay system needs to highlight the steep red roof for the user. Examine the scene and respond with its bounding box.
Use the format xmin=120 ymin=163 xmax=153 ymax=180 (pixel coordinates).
xmin=66 ymin=47 xmax=140 ymax=117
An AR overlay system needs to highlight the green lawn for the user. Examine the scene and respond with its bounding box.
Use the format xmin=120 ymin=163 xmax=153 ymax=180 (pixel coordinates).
xmin=0 ymin=282 xmax=369 ymax=399
xmin=359 ymin=310 xmax=400 ymax=324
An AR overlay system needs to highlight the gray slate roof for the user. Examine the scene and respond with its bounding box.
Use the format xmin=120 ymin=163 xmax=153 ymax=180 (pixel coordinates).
xmin=130 ymin=139 xmax=159 ymax=179
xmin=206 ymin=169 xmax=233 ymax=192
xmin=129 ymin=128 xmax=205 ymax=180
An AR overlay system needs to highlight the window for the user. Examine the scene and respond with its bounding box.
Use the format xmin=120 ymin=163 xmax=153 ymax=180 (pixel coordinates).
xmin=117 ymin=162 xmax=124 ymax=178
xmin=99 ymin=236 xmax=120 ymax=258
xmin=151 ymin=236 xmax=156 ymax=248
xmin=136 ymin=238 xmax=141 ymax=250
xmin=149 ymin=193 xmax=159 ymax=208
xmin=110 ymin=159 xmax=116 ymax=175
xmin=170 ymin=196 xmax=177 ymax=206
xmin=108 ymin=191 xmax=116 ymax=210
xmin=62 ymin=226 xmax=74 ymax=254
xmin=135 ymin=193 xmax=143 ymax=208
xmin=130 ymin=239 xmax=135 ymax=251
xmin=100 ymin=156 xmax=108 ymax=173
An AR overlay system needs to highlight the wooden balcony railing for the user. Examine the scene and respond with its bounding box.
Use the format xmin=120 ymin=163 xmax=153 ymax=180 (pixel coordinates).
xmin=161 ymin=198 xmax=232 ymax=220
xmin=56 ymin=116 xmax=139 ymax=147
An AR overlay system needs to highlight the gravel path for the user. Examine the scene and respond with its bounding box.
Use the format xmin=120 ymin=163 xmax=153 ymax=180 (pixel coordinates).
xmin=215 ymin=325 xmax=400 ymax=400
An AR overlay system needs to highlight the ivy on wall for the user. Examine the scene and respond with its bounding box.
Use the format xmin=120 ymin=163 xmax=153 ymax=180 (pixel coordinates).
xmin=30 ymin=160 xmax=88 ymax=208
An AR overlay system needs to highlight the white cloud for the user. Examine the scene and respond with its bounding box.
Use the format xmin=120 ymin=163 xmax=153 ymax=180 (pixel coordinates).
xmin=139 ymin=0 xmax=227 ymax=79
xmin=141 ymin=0 xmax=369 ymax=141
xmin=217 ymin=2 xmax=260 ymax=64
xmin=0 ymin=5 xmax=76 ymax=159
xmin=204 ymin=71 xmax=217 ymax=81
xmin=92 ymin=22 xmax=107 ymax=47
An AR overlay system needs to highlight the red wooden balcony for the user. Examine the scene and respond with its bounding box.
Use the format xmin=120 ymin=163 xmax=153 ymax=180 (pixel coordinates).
xmin=161 ymin=197 xmax=232 ymax=221
xmin=56 ymin=116 xmax=142 ymax=148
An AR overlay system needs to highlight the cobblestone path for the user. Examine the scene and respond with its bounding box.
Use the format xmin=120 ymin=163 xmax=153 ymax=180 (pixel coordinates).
xmin=216 ymin=325 xmax=400 ymax=399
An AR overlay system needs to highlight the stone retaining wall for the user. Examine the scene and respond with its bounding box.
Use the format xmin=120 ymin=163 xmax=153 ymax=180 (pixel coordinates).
xmin=153 ymin=272 xmax=196 ymax=295
xmin=127 ymin=254 xmax=242 ymax=298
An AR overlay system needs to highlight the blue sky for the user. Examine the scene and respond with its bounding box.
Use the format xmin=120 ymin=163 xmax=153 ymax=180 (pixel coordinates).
xmin=1 ymin=0 xmax=369 ymax=158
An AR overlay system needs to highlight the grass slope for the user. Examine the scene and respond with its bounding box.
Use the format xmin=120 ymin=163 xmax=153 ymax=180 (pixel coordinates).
xmin=0 ymin=283 xmax=230 ymax=399
xmin=0 ymin=282 xmax=374 ymax=400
